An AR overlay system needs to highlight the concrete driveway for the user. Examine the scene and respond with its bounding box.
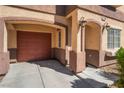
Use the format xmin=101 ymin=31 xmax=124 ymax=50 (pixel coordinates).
xmin=0 ymin=60 xmax=93 ymax=88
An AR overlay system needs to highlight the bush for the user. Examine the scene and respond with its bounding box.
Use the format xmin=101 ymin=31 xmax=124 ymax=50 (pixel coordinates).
xmin=115 ymin=47 xmax=124 ymax=88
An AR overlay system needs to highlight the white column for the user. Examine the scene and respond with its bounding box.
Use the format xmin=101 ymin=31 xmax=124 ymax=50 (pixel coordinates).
xmin=0 ymin=18 xmax=4 ymax=52
xmin=3 ymin=22 xmax=8 ymax=52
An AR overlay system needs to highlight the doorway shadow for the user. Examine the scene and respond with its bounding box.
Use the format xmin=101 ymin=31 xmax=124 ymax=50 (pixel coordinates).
xmin=29 ymin=60 xmax=74 ymax=76
xmin=70 ymin=77 xmax=108 ymax=88
xmin=96 ymin=71 xmax=119 ymax=82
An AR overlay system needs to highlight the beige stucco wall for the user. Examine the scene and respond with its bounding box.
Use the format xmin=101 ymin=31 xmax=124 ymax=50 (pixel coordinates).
xmin=117 ymin=6 xmax=124 ymax=13
xmin=71 ymin=10 xmax=78 ymax=52
xmin=7 ymin=24 xmax=66 ymax=49
xmin=0 ymin=6 xmax=66 ymax=50
xmin=77 ymin=9 xmax=124 ymax=51
xmin=1 ymin=5 xmax=124 ymax=53
xmin=85 ymin=25 xmax=100 ymax=50
xmin=66 ymin=9 xmax=78 ymax=51
xmin=77 ymin=26 xmax=81 ymax=52
xmin=7 ymin=30 xmax=17 ymax=48
xmin=61 ymin=30 xmax=66 ymax=49
xmin=0 ymin=6 xmax=55 ymax=23
xmin=102 ymin=21 xmax=123 ymax=51
xmin=3 ymin=22 xmax=8 ymax=52
xmin=6 ymin=24 xmax=17 ymax=49
xmin=14 ymin=24 xmax=57 ymax=33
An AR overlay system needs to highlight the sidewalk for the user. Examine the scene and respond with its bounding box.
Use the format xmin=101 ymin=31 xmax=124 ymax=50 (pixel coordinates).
xmin=77 ymin=66 xmax=119 ymax=88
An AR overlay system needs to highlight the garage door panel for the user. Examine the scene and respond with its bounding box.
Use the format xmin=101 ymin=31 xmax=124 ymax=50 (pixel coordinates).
xmin=17 ymin=31 xmax=51 ymax=62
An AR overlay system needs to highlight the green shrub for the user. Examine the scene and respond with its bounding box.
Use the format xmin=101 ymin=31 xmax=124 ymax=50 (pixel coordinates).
xmin=115 ymin=47 xmax=124 ymax=88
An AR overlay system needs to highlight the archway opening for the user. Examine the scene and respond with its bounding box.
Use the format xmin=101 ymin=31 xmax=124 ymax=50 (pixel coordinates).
xmin=85 ymin=21 xmax=101 ymax=67
xmin=6 ymin=20 xmax=66 ymax=64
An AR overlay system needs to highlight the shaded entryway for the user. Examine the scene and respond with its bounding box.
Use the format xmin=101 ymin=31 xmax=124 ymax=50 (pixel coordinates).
xmin=6 ymin=20 xmax=66 ymax=64
xmin=85 ymin=21 xmax=101 ymax=67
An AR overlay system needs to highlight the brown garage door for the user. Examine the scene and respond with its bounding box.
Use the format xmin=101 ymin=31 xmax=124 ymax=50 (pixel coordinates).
xmin=17 ymin=31 xmax=51 ymax=62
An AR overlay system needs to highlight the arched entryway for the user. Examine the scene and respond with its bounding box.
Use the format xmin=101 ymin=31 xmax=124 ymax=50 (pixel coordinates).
xmin=85 ymin=20 xmax=102 ymax=67
xmin=4 ymin=17 xmax=66 ymax=64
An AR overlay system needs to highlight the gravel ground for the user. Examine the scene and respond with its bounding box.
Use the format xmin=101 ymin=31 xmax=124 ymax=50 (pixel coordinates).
xmin=100 ymin=64 xmax=119 ymax=88
xmin=100 ymin=64 xmax=119 ymax=75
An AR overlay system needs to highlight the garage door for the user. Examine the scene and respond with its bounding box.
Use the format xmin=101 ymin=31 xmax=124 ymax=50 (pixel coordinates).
xmin=17 ymin=31 xmax=51 ymax=62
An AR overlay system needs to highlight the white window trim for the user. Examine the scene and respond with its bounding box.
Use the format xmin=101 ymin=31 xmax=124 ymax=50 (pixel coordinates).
xmin=105 ymin=26 xmax=121 ymax=56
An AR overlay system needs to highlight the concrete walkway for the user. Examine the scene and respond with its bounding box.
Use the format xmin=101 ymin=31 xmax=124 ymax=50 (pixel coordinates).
xmin=0 ymin=60 xmax=92 ymax=88
xmin=0 ymin=60 xmax=118 ymax=88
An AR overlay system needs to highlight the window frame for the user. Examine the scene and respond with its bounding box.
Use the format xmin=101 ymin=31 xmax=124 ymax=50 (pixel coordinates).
xmin=107 ymin=27 xmax=121 ymax=49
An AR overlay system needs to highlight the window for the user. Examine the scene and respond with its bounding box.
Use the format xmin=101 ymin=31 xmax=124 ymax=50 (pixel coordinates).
xmin=58 ymin=32 xmax=61 ymax=48
xmin=107 ymin=28 xmax=121 ymax=49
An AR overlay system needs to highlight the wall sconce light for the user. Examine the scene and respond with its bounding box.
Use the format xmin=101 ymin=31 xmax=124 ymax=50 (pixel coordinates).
xmin=105 ymin=23 xmax=110 ymax=28
xmin=102 ymin=22 xmax=110 ymax=32
xmin=79 ymin=17 xmax=87 ymax=27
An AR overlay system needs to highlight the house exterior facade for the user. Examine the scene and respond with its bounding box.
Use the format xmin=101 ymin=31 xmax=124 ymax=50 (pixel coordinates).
xmin=0 ymin=5 xmax=124 ymax=75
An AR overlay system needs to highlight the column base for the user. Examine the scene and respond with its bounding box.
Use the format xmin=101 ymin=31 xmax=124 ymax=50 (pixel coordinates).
xmin=69 ymin=51 xmax=85 ymax=74
xmin=0 ymin=52 xmax=10 ymax=75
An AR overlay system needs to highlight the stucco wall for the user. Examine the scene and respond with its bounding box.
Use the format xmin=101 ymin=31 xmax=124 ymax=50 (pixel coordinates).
xmin=102 ymin=22 xmax=123 ymax=51
xmin=71 ymin=10 xmax=78 ymax=52
xmin=0 ymin=5 xmax=67 ymax=74
xmin=7 ymin=24 xmax=60 ymax=49
xmin=0 ymin=18 xmax=10 ymax=75
xmin=0 ymin=5 xmax=66 ymax=50
xmin=6 ymin=24 xmax=17 ymax=49
xmin=85 ymin=25 xmax=100 ymax=50
xmin=7 ymin=30 xmax=17 ymax=48
xmin=0 ymin=6 xmax=66 ymax=51
xmin=78 ymin=9 xmax=124 ymax=51
xmin=14 ymin=5 xmax=56 ymax=14
xmin=0 ymin=18 xmax=4 ymax=52
xmin=3 ymin=22 xmax=8 ymax=52
xmin=0 ymin=6 xmax=55 ymax=23
xmin=14 ymin=24 xmax=57 ymax=33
